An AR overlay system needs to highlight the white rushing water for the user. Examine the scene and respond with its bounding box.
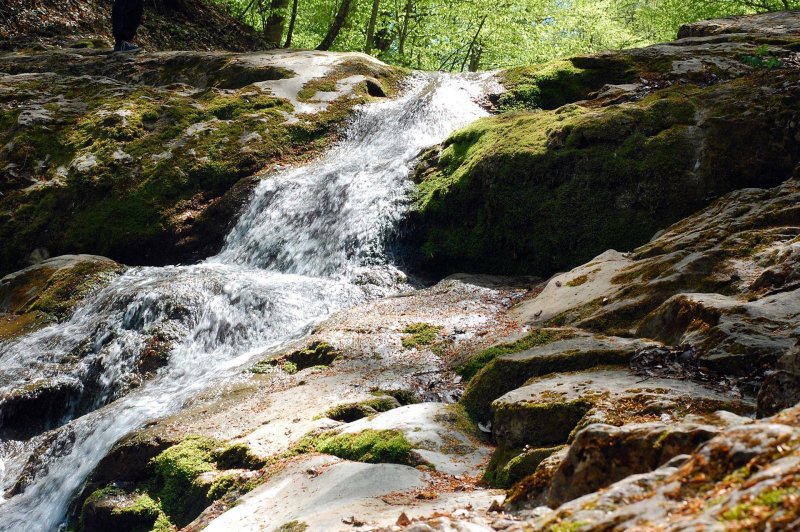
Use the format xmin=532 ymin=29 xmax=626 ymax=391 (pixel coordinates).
xmin=0 ymin=73 xmax=490 ymax=530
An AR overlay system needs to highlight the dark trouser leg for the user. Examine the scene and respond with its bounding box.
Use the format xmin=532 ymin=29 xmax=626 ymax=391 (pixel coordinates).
xmin=112 ymin=0 xmax=145 ymax=44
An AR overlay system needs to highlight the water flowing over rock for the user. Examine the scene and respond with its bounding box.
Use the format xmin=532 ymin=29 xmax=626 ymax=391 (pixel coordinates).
xmin=0 ymin=71 xmax=492 ymax=529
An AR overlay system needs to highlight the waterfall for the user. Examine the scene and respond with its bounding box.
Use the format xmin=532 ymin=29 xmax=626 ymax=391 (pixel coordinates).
xmin=0 ymin=72 xmax=490 ymax=530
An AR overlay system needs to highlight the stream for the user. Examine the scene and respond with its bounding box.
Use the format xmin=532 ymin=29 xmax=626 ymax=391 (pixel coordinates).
xmin=0 ymin=72 xmax=491 ymax=530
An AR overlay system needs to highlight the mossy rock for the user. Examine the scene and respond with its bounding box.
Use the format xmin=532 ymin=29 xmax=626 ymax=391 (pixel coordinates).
xmin=252 ymin=341 xmax=342 ymax=375
xmin=212 ymin=443 xmax=266 ymax=470
xmin=0 ymin=52 xmax=406 ymax=276
xmin=456 ymin=328 xmax=575 ymax=380
xmin=314 ymin=429 xmax=416 ymax=465
xmin=405 ymin=67 xmax=800 ymax=278
xmin=497 ymin=56 xmax=634 ymax=112
xmin=483 ymin=445 xmax=564 ymax=488
xmin=80 ymin=488 xmax=170 ymax=532
xmin=147 ymin=435 xmax=220 ymax=526
xmin=460 ymin=334 xmax=647 ymax=422
xmin=322 ymin=396 xmax=402 ymax=422
xmin=0 ymin=255 xmax=123 ymax=340
xmin=490 ymin=368 xmax=754 ymax=452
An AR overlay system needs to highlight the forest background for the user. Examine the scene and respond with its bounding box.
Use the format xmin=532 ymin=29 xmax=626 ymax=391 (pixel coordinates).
xmin=214 ymin=0 xmax=800 ymax=70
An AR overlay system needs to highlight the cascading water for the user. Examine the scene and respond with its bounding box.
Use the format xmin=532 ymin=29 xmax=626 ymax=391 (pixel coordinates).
xmin=0 ymin=72 xmax=490 ymax=530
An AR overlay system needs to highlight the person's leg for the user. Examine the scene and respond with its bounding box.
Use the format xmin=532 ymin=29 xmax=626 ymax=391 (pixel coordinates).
xmin=112 ymin=0 xmax=144 ymax=45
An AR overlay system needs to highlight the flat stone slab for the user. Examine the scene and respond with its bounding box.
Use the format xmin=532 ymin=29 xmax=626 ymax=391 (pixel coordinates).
xmin=204 ymin=454 xmax=502 ymax=531
xmin=492 ymin=367 xmax=753 ymax=449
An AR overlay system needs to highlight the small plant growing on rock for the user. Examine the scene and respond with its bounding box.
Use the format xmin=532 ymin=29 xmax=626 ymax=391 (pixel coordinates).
xmin=401 ymin=323 xmax=442 ymax=349
xmin=740 ymin=45 xmax=783 ymax=69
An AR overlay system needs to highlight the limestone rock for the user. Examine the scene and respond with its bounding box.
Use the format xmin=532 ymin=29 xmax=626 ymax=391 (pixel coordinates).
xmin=461 ymin=332 xmax=654 ymax=422
xmin=531 ymin=404 xmax=800 ymax=530
xmin=546 ymin=421 xmax=721 ymax=506
xmin=490 ymin=367 xmax=752 ymax=451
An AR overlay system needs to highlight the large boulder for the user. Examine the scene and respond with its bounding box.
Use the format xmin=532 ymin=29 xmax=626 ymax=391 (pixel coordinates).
xmin=0 ymin=254 xmax=123 ymax=340
xmin=404 ymin=12 xmax=800 ymax=277
xmin=460 ymin=331 xmax=653 ymax=422
xmin=491 ymin=368 xmax=752 ymax=452
xmin=530 ymin=404 xmax=800 ymax=530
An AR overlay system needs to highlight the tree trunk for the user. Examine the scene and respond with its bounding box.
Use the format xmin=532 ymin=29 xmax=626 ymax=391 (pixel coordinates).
xmin=365 ymin=0 xmax=381 ymax=53
xmin=398 ymin=0 xmax=412 ymax=57
xmin=461 ymin=15 xmax=487 ymax=72
xmin=317 ymin=0 xmax=356 ymax=50
xmin=284 ymin=0 xmax=299 ymax=47
xmin=264 ymin=0 xmax=290 ymax=46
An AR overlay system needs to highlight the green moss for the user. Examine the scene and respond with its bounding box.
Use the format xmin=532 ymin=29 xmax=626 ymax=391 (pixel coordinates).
xmin=566 ymin=275 xmax=589 ymax=287
xmin=213 ymin=443 xmax=266 ymax=470
xmin=484 ymin=445 xmax=563 ymax=488
xmin=251 ymin=341 xmax=340 ymax=374
xmin=721 ymin=488 xmax=798 ymax=521
xmin=148 ymin=435 xmax=218 ymax=526
xmin=401 ymin=322 xmax=442 ymax=349
xmin=407 ymin=71 xmax=799 ymax=278
xmin=26 ymin=260 xmax=122 ymax=319
xmin=457 ymin=329 xmax=574 ymax=381
xmin=549 ymin=521 xmax=590 ymax=532
xmin=370 ymin=388 xmax=421 ymax=405
xmin=322 ymin=396 xmax=401 ymax=422
xmin=80 ymin=488 xmax=171 ymax=532
xmin=111 ymin=494 xmax=170 ymax=532
xmin=493 ymin=398 xmax=594 ymax=450
xmin=298 ymin=80 xmax=338 ymax=101
xmin=498 ymin=56 xmax=633 ymax=112
xmin=206 ymin=473 xmax=242 ymax=500
xmin=0 ymin=60 xmax=407 ymax=276
xmin=276 ymin=521 xmax=309 ymax=532
xmin=315 ymin=429 xmax=415 ymax=465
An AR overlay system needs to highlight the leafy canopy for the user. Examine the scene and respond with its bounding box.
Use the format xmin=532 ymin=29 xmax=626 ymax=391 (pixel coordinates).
xmin=215 ymin=0 xmax=800 ymax=70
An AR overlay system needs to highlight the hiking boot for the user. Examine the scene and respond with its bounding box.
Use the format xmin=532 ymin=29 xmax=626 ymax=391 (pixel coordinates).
xmin=113 ymin=41 xmax=141 ymax=53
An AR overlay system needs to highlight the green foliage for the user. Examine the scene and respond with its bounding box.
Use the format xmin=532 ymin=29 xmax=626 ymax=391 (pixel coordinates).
xmin=740 ymin=44 xmax=784 ymax=69
xmin=213 ymin=0 xmax=800 ymax=71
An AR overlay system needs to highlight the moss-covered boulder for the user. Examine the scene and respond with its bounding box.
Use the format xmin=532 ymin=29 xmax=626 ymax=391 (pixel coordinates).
xmin=80 ymin=488 xmax=168 ymax=532
xmin=0 ymin=254 xmax=123 ymax=340
xmin=490 ymin=367 xmax=751 ymax=450
xmin=510 ymin=177 xmax=800 ymax=370
xmin=76 ymin=436 xmax=265 ymax=530
xmin=0 ymin=50 xmax=405 ymax=276
xmin=545 ymin=421 xmax=722 ymax=507
xmin=405 ymin=23 xmax=800 ymax=278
